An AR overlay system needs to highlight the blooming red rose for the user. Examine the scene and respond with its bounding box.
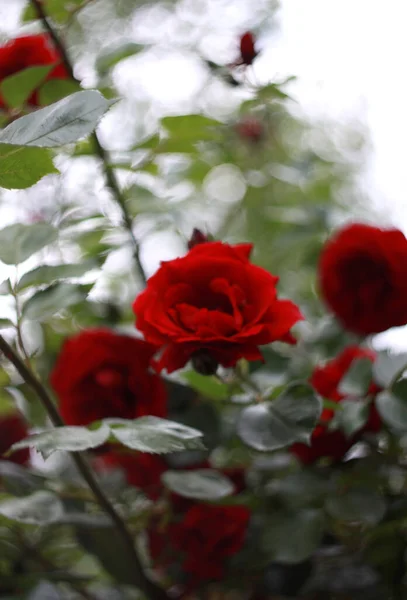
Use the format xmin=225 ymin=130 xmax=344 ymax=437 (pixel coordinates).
xmin=319 ymin=223 xmax=407 ymax=335
xmin=133 ymin=242 xmax=302 ymax=373
xmin=94 ymin=451 xmax=167 ymax=500
xmin=152 ymin=504 xmax=250 ymax=581
xmin=50 ymin=329 xmax=167 ymax=425
xmin=0 ymin=413 xmax=30 ymax=465
xmin=0 ymin=34 xmax=69 ymax=109
xmin=290 ymin=346 xmax=382 ymax=464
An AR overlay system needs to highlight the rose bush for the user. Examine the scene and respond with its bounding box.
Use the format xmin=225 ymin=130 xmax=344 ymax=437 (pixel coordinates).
xmin=133 ymin=241 xmax=303 ymax=373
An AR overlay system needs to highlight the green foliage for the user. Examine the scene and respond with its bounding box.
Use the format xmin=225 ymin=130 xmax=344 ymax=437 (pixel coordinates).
xmin=96 ymin=42 xmax=145 ymax=76
xmin=22 ymin=283 xmax=90 ymax=321
xmin=182 ymin=371 xmax=229 ymax=400
xmin=0 ymin=491 xmax=64 ymax=525
xmin=17 ymin=261 xmax=98 ymax=291
xmin=162 ymin=469 xmax=235 ymax=500
xmin=237 ymin=383 xmax=322 ymax=451
xmin=0 ymin=223 xmax=58 ymax=265
xmin=338 ymin=357 xmax=374 ymax=397
xmin=0 ymin=145 xmax=57 ymax=189
xmin=325 ymin=486 xmax=386 ymax=526
xmin=0 ymin=91 xmax=111 ymax=147
xmin=0 ymin=66 xmax=53 ymax=109
xmin=376 ymin=379 xmax=407 ymax=431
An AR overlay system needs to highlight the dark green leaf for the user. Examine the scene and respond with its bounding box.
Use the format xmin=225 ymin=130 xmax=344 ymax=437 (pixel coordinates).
xmin=0 ymin=318 xmax=13 ymax=329
xmin=338 ymin=357 xmax=373 ymax=397
xmin=108 ymin=416 xmax=205 ymax=453
xmin=373 ymin=351 xmax=407 ymax=387
xmin=0 ymin=461 xmax=45 ymax=496
xmin=376 ymin=388 xmax=407 ymax=431
xmin=182 ymin=371 xmax=229 ymax=400
xmin=0 ymin=91 xmax=111 ymax=147
xmin=0 ymin=223 xmax=57 ymax=265
xmin=17 ymin=260 xmax=97 ymax=291
xmin=22 ymin=283 xmax=89 ymax=321
xmin=0 ymin=491 xmax=64 ymax=525
xmin=10 ymin=424 xmax=110 ymax=459
xmin=38 ymin=79 xmax=82 ymax=105
xmin=0 ymin=144 xmax=57 ymax=189
xmin=162 ymin=469 xmax=235 ymax=500
xmin=330 ymin=399 xmax=370 ymax=438
xmin=326 ymin=487 xmax=386 ymax=525
xmin=238 ymin=383 xmax=322 ymax=451
xmin=0 ymin=65 xmax=53 ymax=108
xmin=262 ymin=509 xmax=324 ymax=563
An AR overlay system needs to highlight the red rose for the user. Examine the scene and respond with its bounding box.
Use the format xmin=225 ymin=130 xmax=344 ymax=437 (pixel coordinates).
xmin=50 ymin=329 xmax=167 ymax=425
xmin=94 ymin=451 xmax=166 ymax=500
xmin=236 ymin=116 xmax=264 ymax=143
xmin=157 ymin=504 xmax=250 ymax=581
xmin=319 ymin=223 xmax=407 ymax=335
xmin=0 ymin=34 xmax=68 ymax=109
xmin=133 ymin=242 xmax=302 ymax=373
xmin=0 ymin=413 xmax=30 ymax=465
xmin=290 ymin=346 xmax=382 ymax=464
xmin=239 ymin=32 xmax=258 ymax=66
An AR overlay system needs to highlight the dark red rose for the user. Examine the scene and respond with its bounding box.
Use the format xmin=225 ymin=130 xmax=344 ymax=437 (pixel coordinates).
xmin=239 ymin=32 xmax=258 ymax=66
xmin=0 ymin=34 xmax=68 ymax=108
xmin=94 ymin=451 xmax=166 ymax=500
xmin=290 ymin=346 xmax=382 ymax=464
xmin=236 ymin=116 xmax=264 ymax=143
xmin=319 ymin=223 xmax=407 ymax=335
xmin=50 ymin=329 xmax=167 ymax=425
xmin=133 ymin=242 xmax=303 ymax=373
xmin=0 ymin=413 xmax=30 ymax=465
xmin=149 ymin=504 xmax=250 ymax=581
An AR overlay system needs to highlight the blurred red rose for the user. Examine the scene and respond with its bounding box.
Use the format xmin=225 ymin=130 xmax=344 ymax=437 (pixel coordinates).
xmin=152 ymin=504 xmax=250 ymax=581
xmin=0 ymin=34 xmax=69 ymax=108
xmin=290 ymin=346 xmax=382 ymax=464
xmin=94 ymin=451 xmax=167 ymax=500
xmin=319 ymin=223 xmax=407 ymax=335
xmin=50 ymin=329 xmax=167 ymax=425
xmin=239 ymin=32 xmax=258 ymax=66
xmin=0 ymin=413 xmax=30 ymax=465
xmin=133 ymin=242 xmax=302 ymax=373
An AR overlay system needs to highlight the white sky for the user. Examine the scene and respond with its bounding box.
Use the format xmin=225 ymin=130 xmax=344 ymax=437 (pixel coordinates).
xmin=1 ymin=0 xmax=407 ymax=350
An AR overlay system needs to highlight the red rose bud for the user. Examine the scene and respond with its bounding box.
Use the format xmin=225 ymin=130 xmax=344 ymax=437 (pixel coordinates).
xmin=0 ymin=34 xmax=69 ymax=109
xmin=239 ymin=31 xmax=258 ymax=66
xmin=50 ymin=328 xmax=167 ymax=425
xmin=133 ymin=242 xmax=303 ymax=373
xmin=290 ymin=346 xmax=382 ymax=464
xmin=187 ymin=228 xmax=209 ymax=250
xmin=319 ymin=223 xmax=407 ymax=335
xmin=236 ymin=117 xmax=264 ymax=143
xmin=0 ymin=413 xmax=30 ymax=465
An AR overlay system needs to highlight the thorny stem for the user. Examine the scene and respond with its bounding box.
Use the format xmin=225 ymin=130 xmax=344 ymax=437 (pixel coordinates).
xmin=0 ymin=334 xmax=171 ymax=600
xmin=30 ymin=0 xmax=147 ymax=285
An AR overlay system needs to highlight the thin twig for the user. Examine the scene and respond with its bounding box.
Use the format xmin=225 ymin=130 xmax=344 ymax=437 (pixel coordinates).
xmin=30 ymin=0 xmax=147 ymax=285
xmin=0 ymin=334 xmax=170 ymax=600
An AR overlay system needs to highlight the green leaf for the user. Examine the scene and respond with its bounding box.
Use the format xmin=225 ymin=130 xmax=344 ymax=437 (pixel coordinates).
xmin=373 ymin=351 xmax=407 ymax=387
xmin=108 ymin=416 xmax=205 ymax=454
xmin=22 ymin=283 xmax=89 ymax=321
xmin=38 ymin=79 xmax=82 ymax=105
xmin=0 ymin=223 xmax=57 ymax=265
xmin=0 ymin=144 xmax=58 ymax=189
xmin=376 ymin=379 xmax=407 ymax=431
xmin=269 ymin=471 xmax=329 ymax=510
xmin=10 ymin=424 xmax=110 ymax=459
xmin=96 ymin=42 xmax=145 ymax=75
xmin=157 ymin=114 xmax=221 ymax=154
xmin=262 ymin=509 xmax=324 ymax=563
xmin=17 ymin=260 xmax=97 ymax=291
xmin=0 ymin=461 xmax=45 ymax=497
xmin=182 ymin=371 xmax=229 ymax=400
xmin=0 ymin=91 xmax=111 ymax=147
xmin=329 ymin=398 xmax=370 ymax=438
xmin=0 ymin=491 xmax=63 ymax=525
xmin=237 ymin=383 xmax=322 ymax=451
xmin=0 ymin=318 xmax=13 ymax=329
xmin=162 ymin=469 xmax=235 ymax=500
xmin=0 ymin=65 xmax=53 ymax=108
xmin=326 ymin=487 xmax=386 ymax=525
xmin=338 ymin=357 xmax=373 ymax=397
